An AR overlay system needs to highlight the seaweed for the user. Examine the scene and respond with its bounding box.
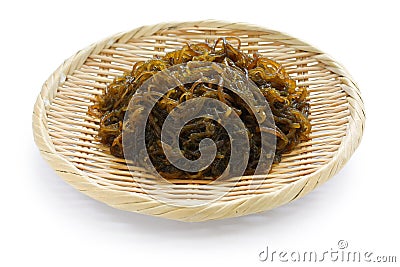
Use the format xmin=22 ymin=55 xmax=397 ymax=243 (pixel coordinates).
xmin=89 ymin=38 xmax=311 ymax=179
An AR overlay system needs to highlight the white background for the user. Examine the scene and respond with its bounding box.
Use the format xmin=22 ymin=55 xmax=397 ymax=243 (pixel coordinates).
xmin=1 ymin=0 xmax=399 ymax=266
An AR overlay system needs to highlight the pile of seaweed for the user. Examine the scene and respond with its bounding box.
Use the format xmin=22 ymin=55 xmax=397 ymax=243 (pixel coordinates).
xmin=89 ymin=38 xmax=311 ymax=179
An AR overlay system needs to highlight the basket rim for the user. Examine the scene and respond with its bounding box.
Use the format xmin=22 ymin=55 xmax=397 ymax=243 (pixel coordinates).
xmin=32 ymin=20 xmax=365 ymax=222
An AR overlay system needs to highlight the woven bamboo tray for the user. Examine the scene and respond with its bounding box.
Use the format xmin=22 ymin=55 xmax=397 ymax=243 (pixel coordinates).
xmin=32 ymin=21 xmax=365 ymax=222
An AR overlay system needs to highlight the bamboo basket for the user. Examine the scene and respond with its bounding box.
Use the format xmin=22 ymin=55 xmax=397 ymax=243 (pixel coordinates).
xmin=32 ymin=21 xmax=365 ymax=222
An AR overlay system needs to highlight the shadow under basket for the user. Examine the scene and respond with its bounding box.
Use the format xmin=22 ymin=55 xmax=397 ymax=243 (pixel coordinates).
xmin=32 ymin=21 xmax=365 ymax=222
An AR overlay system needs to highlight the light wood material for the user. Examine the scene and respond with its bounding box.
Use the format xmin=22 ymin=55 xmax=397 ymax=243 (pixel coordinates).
xmin=32 ymin=21 xmax=365 ymax=222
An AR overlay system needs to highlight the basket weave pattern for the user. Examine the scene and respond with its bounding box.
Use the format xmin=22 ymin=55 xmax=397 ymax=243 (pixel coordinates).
xmin=33 ymin=21 xmax=365 ymax=222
